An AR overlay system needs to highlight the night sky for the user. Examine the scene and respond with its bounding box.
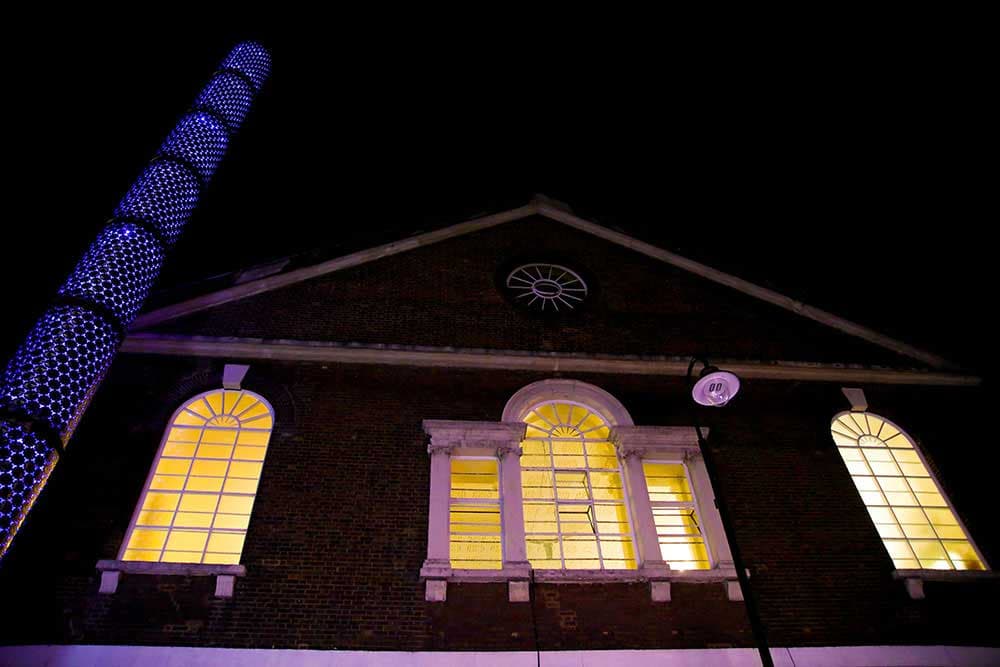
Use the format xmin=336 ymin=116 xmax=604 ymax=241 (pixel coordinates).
xmin=2 ymin=26 xmax=991 ymax=378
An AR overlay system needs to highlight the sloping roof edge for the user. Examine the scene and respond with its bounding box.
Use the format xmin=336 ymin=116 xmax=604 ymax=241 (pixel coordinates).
xmin=130 ymin=197 xmax=956 ymax=370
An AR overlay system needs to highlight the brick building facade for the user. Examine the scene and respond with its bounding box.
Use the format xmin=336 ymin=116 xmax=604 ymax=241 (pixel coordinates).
xmin=2 ymin=200 xmax=996 ymax=666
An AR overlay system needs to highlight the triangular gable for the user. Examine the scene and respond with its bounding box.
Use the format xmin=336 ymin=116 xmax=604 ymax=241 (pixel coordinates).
xmin=131 ymin=197 xmax=954 ymax=370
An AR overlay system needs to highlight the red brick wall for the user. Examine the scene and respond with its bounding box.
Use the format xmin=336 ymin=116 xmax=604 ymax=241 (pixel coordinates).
xmin=151 ymin=216 xmax=914 ymax=367
xmin=0 ymin=357 xmax=995 ymax=650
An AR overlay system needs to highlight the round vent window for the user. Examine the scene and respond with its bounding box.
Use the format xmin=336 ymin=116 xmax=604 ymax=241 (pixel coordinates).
xmin=504 ymin=263 xmax=589 ymax=312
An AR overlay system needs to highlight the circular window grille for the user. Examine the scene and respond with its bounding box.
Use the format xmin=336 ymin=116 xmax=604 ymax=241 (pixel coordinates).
xmin=505 ymin=263 xmax=589 ymax=312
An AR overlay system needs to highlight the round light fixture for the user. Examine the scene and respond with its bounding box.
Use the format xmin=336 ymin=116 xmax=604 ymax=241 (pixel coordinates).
xmin=691 ymin=369 xmax=741 ymax=407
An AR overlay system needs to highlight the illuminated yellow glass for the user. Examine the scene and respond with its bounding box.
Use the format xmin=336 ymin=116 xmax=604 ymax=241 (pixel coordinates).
xmin=127 ymin=528 xmax=167 ymax=550
xmin=449 ymin=457 xmax=501 ymax=569
xmin=203 ymin=552 xmax=241 ymax=565
xmin=121 ymin=389 xmax=273 ymax=565
xmin=830 ymin=412 xmax=985 ymax=571
xmin=520 ymin=401 xmax=636 ymax=570
xmin=136 ymin=510 xmax=173 ymax=526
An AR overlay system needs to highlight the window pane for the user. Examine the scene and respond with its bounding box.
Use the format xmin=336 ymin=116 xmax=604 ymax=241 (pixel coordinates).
xmin=186 ymin=477 xmax=224 ymax=493
xmin=142 ymin=492 xmax=179 ymax=512
xmin=649 ymin=506 xmax=710 ymax=570
xmin=136 ymin=510 xmax=173 ymax=527
xmin=127 ymin=528 xmax=166 ymax=550
xmin=165 ymin=530 xmax=207 ymax=552
xmin=830 ymin=413 xmax=985 ymax=572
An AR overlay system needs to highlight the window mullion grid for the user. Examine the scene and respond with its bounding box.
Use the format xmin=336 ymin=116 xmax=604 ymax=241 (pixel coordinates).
xmin=201 ymin=427 xmax=238 ymax=564
xmin=909 ymin=439 xmax=989 ymax=570
xmin=549 ymin=435 xmax=566 ymax=569
xmin=159 ymin=425 xmax=204 ymax=563
xmin=896 ymin=462 xmax=949 ymax=570
xmin=450 ymin=455 xmax=501 ymax=569
xmin=680 ymin=462 xmax=706 ymax=567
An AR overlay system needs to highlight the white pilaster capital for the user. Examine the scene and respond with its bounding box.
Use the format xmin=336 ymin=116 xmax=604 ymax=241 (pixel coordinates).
xmin=496 ymin=443 xmax=523 ymax=458
xmin=683 ymin=449 xmax=704 ymax=464
xmin=427 ymin=439 xmax=458 ymax=456
xmin=424 ymin=420 xmax=526 ymax=454
xmin=610 ymin=425 xmax=703 ymax=457
xmin=617 ymin=444 xmax=645 ymax=461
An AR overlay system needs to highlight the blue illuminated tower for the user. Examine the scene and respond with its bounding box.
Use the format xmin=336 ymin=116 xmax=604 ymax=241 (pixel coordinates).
xmin=0 ymin=42 xmax=271 ymax=558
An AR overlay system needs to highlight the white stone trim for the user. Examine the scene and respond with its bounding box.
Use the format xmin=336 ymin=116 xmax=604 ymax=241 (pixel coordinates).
xmin=420 ymin=420 xmax=527 ymax=601
xmin=130 ymin=195 xmax=956 ymax=370
xmin=420 ymin=412 xmax=740 ymax=602
xmin=502 ymin=379 xmax=635 ymax=425
xmin=841 ymin=387 xmax=869 ymax=411
xmin=120 ymin=335 xmax=982 ymax=386
xmin=95 ymin=560 xmax=246 ymax=597
xmin=610 ymin=426 xmax=738 ymax=599
xmin=539 ymin=203 xmax=956 ymax=370
xmin=892 ymin=569 xmax=1000 ymax=600
xmin=131 ymin=204 xmax=539 ymax=330
xmin=5 ymin=644 xmax=999 ymax=667
xmin=222 ymin=363 xmax=250 ymax=389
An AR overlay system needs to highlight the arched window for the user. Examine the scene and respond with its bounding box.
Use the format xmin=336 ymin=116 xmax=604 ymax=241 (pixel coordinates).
xmin=831 ymin=412 xmax=985 ymax=571
xmin=520 ymin=400 xmax=636 ymax=570
xmin=119 ymin=389 xmax=273 ymax=565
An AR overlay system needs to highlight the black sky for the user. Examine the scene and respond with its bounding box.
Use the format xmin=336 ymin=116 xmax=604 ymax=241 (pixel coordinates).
xmin=1 ymin=24 xmax=992 ymax=376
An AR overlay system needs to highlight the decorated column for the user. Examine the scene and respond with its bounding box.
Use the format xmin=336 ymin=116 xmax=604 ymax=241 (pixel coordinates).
xmin=0 ymin=42 xmax=271 ymax=558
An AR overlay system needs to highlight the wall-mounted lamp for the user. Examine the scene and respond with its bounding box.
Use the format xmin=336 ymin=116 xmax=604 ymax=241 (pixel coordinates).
xmin=690 ymin=362 xmax=742 ymax=407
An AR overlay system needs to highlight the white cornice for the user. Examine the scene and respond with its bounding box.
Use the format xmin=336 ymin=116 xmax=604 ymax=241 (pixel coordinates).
xmin=119 ymin=334 xmax=982 ymax=386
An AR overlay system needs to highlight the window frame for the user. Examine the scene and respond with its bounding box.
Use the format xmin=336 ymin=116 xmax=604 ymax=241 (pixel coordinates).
xmin=97 ymin=369 xmax=272 ymax=598
xmin=421 ymin=380 xmax=740 ymax=602
xmin=117 ymin=388 xmax=273 ymax=566
xmin=831 ymin=410 xmax=989 ymax=574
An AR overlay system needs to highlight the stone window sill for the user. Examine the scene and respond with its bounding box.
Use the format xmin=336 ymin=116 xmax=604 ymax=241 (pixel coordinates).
xmin=96 ymin=559 xmax=246 ymax=598
xmin=892 ymin=568 xmax=1000 ymax=600
xmin=421 ymin=563 xmax=740 ymax=603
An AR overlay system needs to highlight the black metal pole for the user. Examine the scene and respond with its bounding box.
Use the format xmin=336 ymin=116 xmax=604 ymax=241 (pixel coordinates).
xmin=687 ymin=357 xmax=774 ymax=667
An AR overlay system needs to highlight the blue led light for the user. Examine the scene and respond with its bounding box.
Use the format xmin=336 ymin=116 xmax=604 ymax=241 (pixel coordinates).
xmin=0 ymin=41 xmax=269 ymax=559
xmin=0 ymin=422 xmax=59 ymax=554
xmin=59 ymin=222 xmax=166 ymax=325
xmin=114 ymin=160 xmax=201 ymax=246
xmin=0 ymin=305 xmax=120 ymax=436
xmin=159 ymin=112 xmax=230 ymax=182
xmin=222 ymin=41 xmax=272 ymax=91
xmin=194 ymin=73 xmax=255 ymax=131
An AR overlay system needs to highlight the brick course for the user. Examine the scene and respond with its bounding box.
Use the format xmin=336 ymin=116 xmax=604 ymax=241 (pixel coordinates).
xmin=1 ymin=219 xmax=993 ymax=651
xmin=0 ymin=358 xmax=994 ymax=650
xmin=151 ymin=216 xmax=915 ymax=367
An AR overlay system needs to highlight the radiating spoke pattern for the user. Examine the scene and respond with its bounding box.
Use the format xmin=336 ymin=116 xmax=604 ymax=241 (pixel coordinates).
xmin=643 ymin=462 xmax=710 ymax=569
xmin=831 ymin=412 xmax=985 ymax=571
xmin=520 ymin=401 xmax=635 ymax=570
xmin=449 ymin=458 xmax=502 ymax=569
xmin=121 ymin=389 xmax=273 ymax=565
xmin=505 ymin=264 xmax=589 ymax=312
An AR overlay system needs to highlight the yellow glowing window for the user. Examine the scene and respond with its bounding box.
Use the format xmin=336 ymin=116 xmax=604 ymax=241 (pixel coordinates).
xmin=449 ymin=457 xmax=501 ymax=569
xmin=120 ymin=389 xmax=273 ymax=565
xmin=644 ymin=462 xmax=710 ymax=570
xmin=521 ymin=401 xmax=636 ymax=570
xmin=831 ymin=412 xmax=986 ymax=571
